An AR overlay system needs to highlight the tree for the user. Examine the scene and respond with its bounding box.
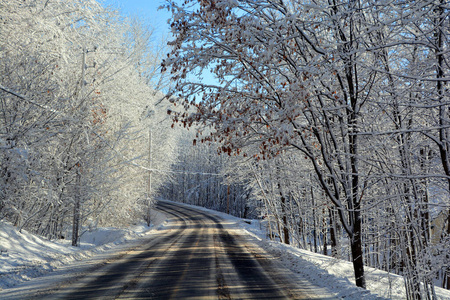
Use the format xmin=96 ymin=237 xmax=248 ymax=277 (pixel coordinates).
xmin=0 ymin=0 xmax=175 ymax=242
xmin=162 ymin=0 xmax=394 ymax=288
xmin=163 ymin=0 xmax=450 ymax=294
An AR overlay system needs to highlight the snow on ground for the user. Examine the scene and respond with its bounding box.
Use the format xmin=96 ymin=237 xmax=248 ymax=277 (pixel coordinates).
xmin=0 ymin=210 xmax=166 ymax=290
xmin=173 ymin=201 xmax=450 ymax=300
xmin=1 ymin=200 xmax=450 ymax=299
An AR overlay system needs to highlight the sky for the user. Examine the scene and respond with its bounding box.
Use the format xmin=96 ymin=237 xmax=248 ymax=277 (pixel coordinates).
xmin=103 ymin=0 xmax=172 ymax=42
xmin=101 ymin=0 xmax=218 ymax=88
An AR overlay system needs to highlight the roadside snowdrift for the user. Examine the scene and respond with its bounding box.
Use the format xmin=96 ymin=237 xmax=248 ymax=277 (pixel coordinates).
xmin=0 ymin=210 xmax=166 ymax=290
xmin=177 ymin=201 xmax=450 ymax=300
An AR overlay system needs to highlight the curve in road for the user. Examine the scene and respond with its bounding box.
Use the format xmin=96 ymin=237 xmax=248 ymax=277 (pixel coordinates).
xmin=2 ymin=200 xmax=326 ymax=299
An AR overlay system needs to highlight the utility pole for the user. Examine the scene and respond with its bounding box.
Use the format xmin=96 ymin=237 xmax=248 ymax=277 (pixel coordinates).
xmin=146 ymin=129 xmax=152 ymax=227
xmin=72 ymin=169 xmax=81 ymax=246
xmin=227 ymin=184 xmax=230 ymax=214
xmin=72 ymin=48 xmax=86 ymax=247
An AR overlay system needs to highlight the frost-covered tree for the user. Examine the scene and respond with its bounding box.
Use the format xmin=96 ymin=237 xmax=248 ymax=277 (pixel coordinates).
xmin=159 ymin=130 xmax=253 ymax=218
xmin=162 ymin=0 xmax=450 ymax=295
xmin=0 ymin=0 xmax=175 ymax=244
xmin=162 ymin=0 xmax=383 ymax=288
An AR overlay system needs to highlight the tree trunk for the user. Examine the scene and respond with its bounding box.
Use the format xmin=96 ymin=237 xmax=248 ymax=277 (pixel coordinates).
xmin=311 ymin=185 xmax=318 ymax=253
xmin=72 ymin=172 xmax=81 ymax=247
xmin=329 ymin=208 xmax=338 ymax=258
xmin=280 ymin=188 xmax=290 ymax=245
xmin=322 ymin=214 xmax=328 ymax=256
xmin=446 ymin=211 xmax=450 ymax=289
xmin=435 ymin=0 xmax=450 ymax=290
xmin=350 ymin=210 xmax=366 ymax=289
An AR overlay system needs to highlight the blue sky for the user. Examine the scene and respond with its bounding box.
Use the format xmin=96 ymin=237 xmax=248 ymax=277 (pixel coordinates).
xmin=102 ymin=0 xmax=218 ymax=87
xmin=103 ymin=0 xmax=172 ymax=40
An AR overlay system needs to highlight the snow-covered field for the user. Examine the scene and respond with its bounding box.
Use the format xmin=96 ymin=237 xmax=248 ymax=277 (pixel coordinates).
xmin=1 ymin=201 xmax=449 ymax=299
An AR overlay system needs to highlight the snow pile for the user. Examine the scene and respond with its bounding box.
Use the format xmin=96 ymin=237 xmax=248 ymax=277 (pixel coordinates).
xmin=0 ymin=222 xmax=77 ymax=289
xmin=242 ymin=220 xmax=450 ymax=299
xmin=178 ymin=201 xmax=450 ymax=300
xmin=0 ymin=210 xmax=166 ymax=290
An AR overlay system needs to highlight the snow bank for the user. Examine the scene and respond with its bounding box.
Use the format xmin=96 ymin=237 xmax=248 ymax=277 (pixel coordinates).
xmin=0 ymin=210 xmax=166 ymax=290
xmin=170 ymin=200 xmax=450 ymax=300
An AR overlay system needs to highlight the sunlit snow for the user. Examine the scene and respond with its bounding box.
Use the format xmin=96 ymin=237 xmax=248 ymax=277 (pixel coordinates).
xmin=1 ymin=202 xmax=449 ymax=299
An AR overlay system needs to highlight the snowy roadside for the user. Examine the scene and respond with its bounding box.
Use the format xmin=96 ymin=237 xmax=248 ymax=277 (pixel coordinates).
xmin=0 ymin=210 xmax=167 ymax=290
xmin=2 ymin=201 xmax=450 ymax=300
xmin=170 ymin=200 xmax=450 ymax=300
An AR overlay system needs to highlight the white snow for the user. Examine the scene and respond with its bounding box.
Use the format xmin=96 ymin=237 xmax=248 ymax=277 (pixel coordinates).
xmin=1 ymin=201 xmax=450 ymax=299
xmin=0 ymin=210 xmax=167 ymax=291
xmin=170 ymin=201 xmax=450 ymax=300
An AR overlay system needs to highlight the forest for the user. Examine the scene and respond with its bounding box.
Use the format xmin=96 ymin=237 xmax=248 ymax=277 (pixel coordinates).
xmin=0 ymin=0 xmax=449 ymax=299
xmin=159 ymin=0 xmax=450 ymax=299
xmin=0 ymin=0 xmax=179 ymax=247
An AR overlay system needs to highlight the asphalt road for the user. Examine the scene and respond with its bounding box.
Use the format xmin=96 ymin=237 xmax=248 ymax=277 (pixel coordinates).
xmin=2 ymin=201 xmax=324 ymax=299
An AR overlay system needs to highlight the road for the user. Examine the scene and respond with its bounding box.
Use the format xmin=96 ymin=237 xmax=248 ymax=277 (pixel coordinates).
xmin=1 ymin=201 xmax=325 ymax=299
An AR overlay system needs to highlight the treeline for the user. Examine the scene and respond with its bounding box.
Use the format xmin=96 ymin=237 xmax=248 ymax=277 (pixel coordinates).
xmin=159 ymin=136 xmax=255 ymax=219
xmin=0 ymin=0 xmax=177 ymax=245
xmin=162 ymin=0 xmax=450 ymax=298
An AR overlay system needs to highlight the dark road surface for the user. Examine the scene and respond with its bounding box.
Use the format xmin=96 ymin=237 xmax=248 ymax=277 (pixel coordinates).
xmin=1 ymin=201 xmax=326 ymax=299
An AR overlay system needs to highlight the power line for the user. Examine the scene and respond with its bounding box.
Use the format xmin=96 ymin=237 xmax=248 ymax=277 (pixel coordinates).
xmin=138 ymin=165 xmax=222 ymax=176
